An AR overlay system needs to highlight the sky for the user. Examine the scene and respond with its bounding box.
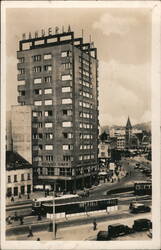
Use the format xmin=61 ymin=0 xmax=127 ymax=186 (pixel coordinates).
xmin=5 ymin=6 xmax=151 ymax=127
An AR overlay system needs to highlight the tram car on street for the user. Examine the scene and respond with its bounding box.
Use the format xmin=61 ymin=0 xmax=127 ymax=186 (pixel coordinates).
xmin=32 ymin=197 xmax=118 ymax=216
xmin=31 ymin=194 xmax=79 ymax=215
xmin=134 ymin=181 xmax=152 ymax=195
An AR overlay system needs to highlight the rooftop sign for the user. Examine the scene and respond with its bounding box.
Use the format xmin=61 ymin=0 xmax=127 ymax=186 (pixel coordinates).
xmin=22 ymin=25 xmax=71 ymax=40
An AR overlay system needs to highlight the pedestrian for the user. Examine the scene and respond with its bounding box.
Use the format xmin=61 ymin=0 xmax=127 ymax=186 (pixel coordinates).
xmin=37 ymin=238 xmax=40 ymax=241
xmin=11 ymin=196 xmax=14 ymax=202
xmin=27 ymin=193 xmax=30 ymax=199
xmin=37 ymin=213 xmax=42 ymax=221
xmin=27 ymin=226 xmax=33 ymax=237
xmin=93 ymin=219 xmax=97 ymax=231
xmin=20 ymin=215 xmax=24 ymax=225
xmin=55 ymin=223 xmax=57 ymax=237
xmin=7 ymin=216 xmax=12 ymax=224
xmin=14 ymin=212 xmax=18 ymax=221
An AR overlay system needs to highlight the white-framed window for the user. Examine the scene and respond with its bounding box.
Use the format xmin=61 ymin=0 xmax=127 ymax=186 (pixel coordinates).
xmin=45 ymin=133 xmax=53 ymax=139
xmin=34 ymin=89 xmax=42 ymax=95
xmin=62 ymin=145 xmax=73 ymax=150
xmin=62 ymin=121 xmax=72 ymax=128
xmin=45 ymin=122 xmax=53 ymax=128
xmin=62 ymin=87 xmax=72 ymax=93
xmin=44 ymin=54 xmax=52 ymax=60
xmin=19 ymin=68 xmax=25 ymax=75
xmin=34 ymin=78 xmax=42 ymax=84
xmin=62 ymin=98 xmax=72 ymax=104
xmin=34 ymin=100 xmax=42 ymax=106
xmin=61 ymin=75 xmax=72 ymax=81
xmin=61 ymin=51 xmax=71 ymax=58
xmin=44 ymin=88 xmax=52 ymax=94
xmin=44 ymin=65 xmax=52 ymax=72
xmin=45 ymin=145 xmax=53 ymax=150
xmin=44 ymin=76 xmax=52 ymax=83
xmin=44 ymin=100 xmax=52 ymax=105
xmin=33 ymin=55 xmax=41 ymax=62
xmin=44 ymin=110 xmax=53 ymax=117
xmin=62 ymin=109 xmax=72 ymax=116
xmin=79 ymin=156 xmax=83 ymax=161
xmin=18 ymin=80 xmax=25 ymax=85
xmin=33 ymin=66 xmax=41 ymax=73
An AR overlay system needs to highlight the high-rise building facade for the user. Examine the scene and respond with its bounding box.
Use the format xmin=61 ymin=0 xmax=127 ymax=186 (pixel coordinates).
xmin=17 ymin=30 xmax=99 ymax=192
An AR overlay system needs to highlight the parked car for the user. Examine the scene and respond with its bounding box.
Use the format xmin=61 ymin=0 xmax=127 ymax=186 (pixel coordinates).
xmin=97 ymin=231 xmax=110 ymax=241
xmin=133 ymin=218 xmax=152 ymax=232
xmin=108 ymin=223 xmax=133 ymax=238
xmin=129 ymin=203 xmax=151 ymax=214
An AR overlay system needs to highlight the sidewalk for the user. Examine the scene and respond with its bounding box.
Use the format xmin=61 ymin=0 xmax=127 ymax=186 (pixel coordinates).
xmin=6 ymin=212 xmax=151 ymax=241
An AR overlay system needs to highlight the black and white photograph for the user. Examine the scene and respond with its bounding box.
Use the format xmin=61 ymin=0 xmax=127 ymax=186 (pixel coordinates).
xmin=1 ymin=1 xmax=161 ymax=250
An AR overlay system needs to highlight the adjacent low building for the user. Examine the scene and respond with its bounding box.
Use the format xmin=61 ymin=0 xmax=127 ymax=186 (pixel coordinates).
xmin=6 ymin=151 xmax=32 ymax=197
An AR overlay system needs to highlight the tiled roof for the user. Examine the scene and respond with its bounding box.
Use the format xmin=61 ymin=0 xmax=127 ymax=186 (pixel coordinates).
xmin=6 ymin=151 xmax=32 ymax=170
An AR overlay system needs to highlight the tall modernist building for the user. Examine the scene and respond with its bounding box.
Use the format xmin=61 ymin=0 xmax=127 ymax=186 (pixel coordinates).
xmin=17 ymin=30 xmax=99 ymax=192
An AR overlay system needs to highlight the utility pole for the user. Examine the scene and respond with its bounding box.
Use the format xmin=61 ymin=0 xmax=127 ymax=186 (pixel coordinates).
xmin=53 ymin=182 xmax=56 ymax=240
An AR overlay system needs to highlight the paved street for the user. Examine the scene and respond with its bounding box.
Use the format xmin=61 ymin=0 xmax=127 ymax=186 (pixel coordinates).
xmin=6 ymin=212 xmax=151 ymax=241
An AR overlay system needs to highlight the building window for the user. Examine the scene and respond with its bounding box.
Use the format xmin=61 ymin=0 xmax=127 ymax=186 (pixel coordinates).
xmin=44 ymin=65 xmax=52 ymax=72
xmin=62 ymin=145 xmax=73 ymax=150
xmin=63 ymin=63 xmax=71 ymax=70
xmin=44 ymin=88 xmax=52 ymax=94
xmin=79 ymin=156 xmax=83 ymax=161
xmin=18 ymin=57 xmax=25 ymax=63
xmin=63 ymin=132 xmax=73 ymax=139
xmin=34 ymin=100 xmax=42 ymax=106
xmin=44 ymin=100 xmax=52 ymax=105
xmin=19 ymin=68 xmax=25 ymax=75
xmin=19 ymin=90 xmax=25 ymax=96
xmin=62 ymin=87 xmax=72 ymax=93
xmin=45 ymin=133 xmax=53 ymax=139
xmin=45 ymin=155 xmax=53 ymax=161
xmin=44 ymin=54 xmax=52 ymax=60
xmin=18 ymin=80 xmax=25 ymax=85
xmin=62 ymin=74 xmax=72 ymax=81
xmin=61 ymin=51 xmax=71 ymax=57
xmin=34 ymin=89 xmax=42 ymax=95
xmin=33 ymin=66 xmax=41 ymax=73
xmin=8 ymin=176 xmax=11 ymax=183
xmin=63 ymin=155 xmax=71 ymax=161
xmin=34 ymin=78 xmax=42 ymax=84
xmin=32 ymin=111 xmax=42 ymax=117
xmin=45 ymin=110 xmax=53 ymax=117
xmin=62 ymin=121 xmax=72 ymax=128
xmin=45 ymin=122 xmax=53 ymax=128
xmin=44 ymin=76 xmax=52 ymax=83
xmin=27 ymin=185 xmax=31 ymax=194
xmin=62 ymin=98 xmax=72 ymax=104
xmin=45 ymin=145 xmax=53 ymax=150
xmin=62 ymin=109 xmax=72 ymax=116
xmin=33 ymin=55 xmax=41 ymax=62
xmin=14 ymin=175 xmax=17 ymax=182
xmin=21 ymin=174 xmax=24 ymax=181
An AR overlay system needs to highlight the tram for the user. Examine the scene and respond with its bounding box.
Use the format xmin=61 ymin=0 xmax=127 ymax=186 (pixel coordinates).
xmin=32 ymin=197 xmax=118 ymax=215
xmin=134 ymin=181 xmax=152 ymax=195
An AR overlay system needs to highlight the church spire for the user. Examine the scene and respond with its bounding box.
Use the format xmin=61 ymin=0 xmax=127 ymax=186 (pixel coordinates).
xmin=126 ymin=116 xmax=132 ymax=129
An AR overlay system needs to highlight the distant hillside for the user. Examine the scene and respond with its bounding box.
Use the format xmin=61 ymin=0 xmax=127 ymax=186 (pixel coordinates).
xmin=100 ymin=121 xmax=151 ymax=134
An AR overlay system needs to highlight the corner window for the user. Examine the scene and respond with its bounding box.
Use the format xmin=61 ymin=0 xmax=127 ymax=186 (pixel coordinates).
xmin=45 ymin=145 xmax=53 ymax=150
xmin=44 ymin=100 xmax=52 ymax=105
xmin=61 ymin=75 xmax=72 ymax=81
xmin=34 ymin=100 xmax=42 ymax=106
xmin=62 ymin=98 xmax=72 ymax=104
xmin=62 ymin=122 xmax=72 ymax=128
xmin=44 ymin=54 xmax=52 ymax=60
xmin=44 ymin=88 xmax=52 ymax=94
xmin=62 ymin=87 xmax=72 ymax=93
xmin=34 ymin=78 xmax=42 ymax=84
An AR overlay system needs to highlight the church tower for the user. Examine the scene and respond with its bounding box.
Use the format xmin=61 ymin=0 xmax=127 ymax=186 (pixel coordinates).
xmin=125 ymin=116 xmax=132 ymax=149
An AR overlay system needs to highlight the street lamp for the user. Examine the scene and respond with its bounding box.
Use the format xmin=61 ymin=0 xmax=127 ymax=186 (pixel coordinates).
xmin=53 ymin=182 xmax=56 ymax=240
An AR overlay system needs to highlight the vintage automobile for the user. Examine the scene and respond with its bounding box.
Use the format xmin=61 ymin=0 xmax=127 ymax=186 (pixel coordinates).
xmin=133 ymin=218 xmax=152 ymax=231
xmin=108 ymin=223 xmax=133 ymax=238
xmin=129 ymin=203 xmax=151 ymax=214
